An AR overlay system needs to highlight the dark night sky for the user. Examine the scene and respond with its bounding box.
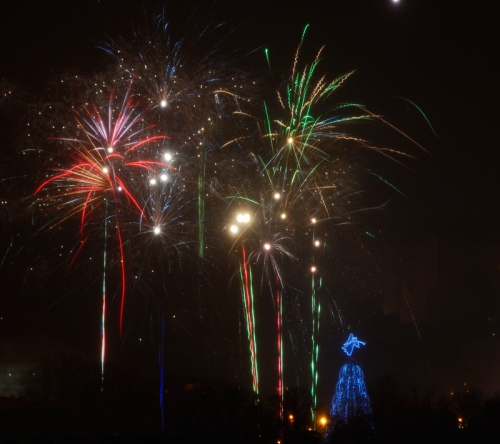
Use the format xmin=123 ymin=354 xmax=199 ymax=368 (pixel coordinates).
xmin=1 ymin=0 xmax=499 ymax=409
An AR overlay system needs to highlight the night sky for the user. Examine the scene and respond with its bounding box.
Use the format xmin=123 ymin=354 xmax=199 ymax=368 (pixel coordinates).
xmin=1 ymin=0 xmax=499 ymax=412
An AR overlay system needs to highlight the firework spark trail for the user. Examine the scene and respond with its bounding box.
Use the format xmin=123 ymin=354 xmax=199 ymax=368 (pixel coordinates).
xmin=159 ymin=309 xmax=165 ymax=434
xmin=28 ymin=11 xmax=429 ymax=427
xmin=240 ymin=243 xmax=259 ymax=396
xmin=310 ymin=228 xmax=323 ymax=423
xmin=35 ymin=82 xmax=177 ymax=337
xmin=403 ymin=285 xmax=432 ymax=377
xmin=276 ymin=281 xmax=283 ymax=421
xmin=227 ymin=23 xmax=421 ymax=423
xmin=101 ymin=206 xmax=108 ymax=393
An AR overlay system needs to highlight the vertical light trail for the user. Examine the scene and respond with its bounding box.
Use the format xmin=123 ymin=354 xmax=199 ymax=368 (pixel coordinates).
xmin=116 ymin=221 xmax=126 ymax=337
xmin=311 ymin=270 xmax=316 ymax=423
xmin=240 ymin=244 xmax=259 ymax=397
xmin=198 ymin=153 xmax=206 ymax=258
xmin=276 ymin=281 xmax=283 ymax=421
xmin=159 ymin=310 xmax=165 ymax=434
xmin=101 ymin=211 xmax=108 ymax=393
xmin=310 ymin=229 xmax=323 ymax=424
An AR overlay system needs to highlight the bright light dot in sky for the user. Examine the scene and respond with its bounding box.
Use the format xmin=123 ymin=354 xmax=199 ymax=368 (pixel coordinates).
xmin=150 ymin=178 xmax=156 ymax=185
xmin=273 ymin=192 xmax=281 ymax=200
xmin=117 ymin=186 xmax=122 ymax=191
xmin=314 ymin=240 xmax=320 ymax=247
xmin=160 ymin=99 xmax=167 ymax=107
xmin=154 ymin=227 xmax=161 ymax=235
xmin=287 ymin=137 xmax=293 ymax=144
xmin=311 ymin=217 xmax=317 ymax=224
xmin=229 ymin=225 xmax=238 ymax=234
xmin=311 ymin=266 xmax=317 ymax=273
xmin=236 ymin=213 xmax=251 ymax=223
xmin=280 ymin=213 xmax=286 ymax=220
xmin=160 ymin=174 xmax=168 ymax=181
xmin=102 ymin=167 xmax=109 ymax=174
xmin=263 ymin=243 xmax=271 ymax=251
xmin=164 ymin=153 xmax=172 ymax=161
xmin=107 ymin=147 xmax=114 ymax=153
xmin=392 ymin=0 xmax=400 ymax=3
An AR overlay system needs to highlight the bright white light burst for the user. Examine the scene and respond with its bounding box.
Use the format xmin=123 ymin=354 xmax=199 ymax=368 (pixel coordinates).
xmin=236 ymin=213 xmax=251 ymax=224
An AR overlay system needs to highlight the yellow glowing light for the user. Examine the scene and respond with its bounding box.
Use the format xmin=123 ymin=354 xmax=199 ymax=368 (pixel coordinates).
xmin=311 ymin=266 xmax=317 ymax=273
xmin=311 ymin=217 xmax=317 ymax=224
xmin=314 ymin=240 xmax=320 ymax=247
xmin=102 ymin=167 xmax=109 ymax=174
xmin=264 ymin=243 xmax=271 ymax=251
xmin=273 ymin=192 xmax=281 ymax=200
xmin=287 ymin=137 xmax=293 ymax=144
xmin=320 ymin=417 xmax=327 ymax=425
xmin=229 ymin=225 xmax=239 ymax=234
xmin=280 ymin=213 xmax=286 ymax=220
xmin=236 ymin=213 xmax=251 ymax=223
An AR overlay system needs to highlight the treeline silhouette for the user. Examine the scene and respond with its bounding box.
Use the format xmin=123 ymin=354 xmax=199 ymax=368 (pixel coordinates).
xmin=1 ymin=357 xmax=499 ymax=443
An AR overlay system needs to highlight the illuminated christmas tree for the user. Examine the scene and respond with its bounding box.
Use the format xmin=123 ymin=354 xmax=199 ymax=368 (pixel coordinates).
xmin=325 ymin=334 xmax=373 ymax=442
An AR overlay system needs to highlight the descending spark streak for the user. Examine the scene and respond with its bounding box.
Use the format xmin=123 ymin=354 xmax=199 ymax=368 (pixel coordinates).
xmin=240 ymin=244 xmax=259 ymax=396
xmin=198 ymin=156 xmax=205 ymax=258
xmin=116 ymin=220 xmax=126 ymax=336
xmin=310 ymin=230 xmax=322 ymax=423
xmin=277 ymin=276 xmax=284 ymax=421
xmin=159 ymin=310 xmax=165 ymax=434
xmin=101 ymin=210 xmax=108 ymax=393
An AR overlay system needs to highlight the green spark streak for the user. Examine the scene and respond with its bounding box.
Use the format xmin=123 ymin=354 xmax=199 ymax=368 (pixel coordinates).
xmin=263 ymin=102 xmax=274 ymax=154
xmin=365 ymin=231 xmax=378 ymax=239
xmin=311 ymin=270 xmax=316 ymax=423
xmin=310 ymin=229 xmax=322 ymax=424
xmin=368 ymin=170 xmax=407 ymax=197
xmin=301 ymin=24 xmax=310 ymax=44
xmin=398 ymin=97 xmax=438 ymax=138
xmin=239 ymin=262 xmax=259 ymax=397
xmin=224 ymin=196 xmax=260 ymax=206
xmin=264 ymin=48 xmax=271 ymax=71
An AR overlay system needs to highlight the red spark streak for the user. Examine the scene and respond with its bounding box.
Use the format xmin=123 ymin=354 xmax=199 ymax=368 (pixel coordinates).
xmin=242 ymin=244 xmax=257 ymax=392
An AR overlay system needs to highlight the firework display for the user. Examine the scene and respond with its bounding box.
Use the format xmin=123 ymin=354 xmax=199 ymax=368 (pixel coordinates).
xmin=4 ymin=12 xmax=423 ymax=432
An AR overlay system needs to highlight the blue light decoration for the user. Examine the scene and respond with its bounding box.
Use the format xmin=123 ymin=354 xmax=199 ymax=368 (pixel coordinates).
xmin=342 ymin=333 xmax=366 ymax=356
xmin=325 ymin=334 xmax=373 ymax=441
xmin=330 ymin=363 xmax=372 ymax=423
